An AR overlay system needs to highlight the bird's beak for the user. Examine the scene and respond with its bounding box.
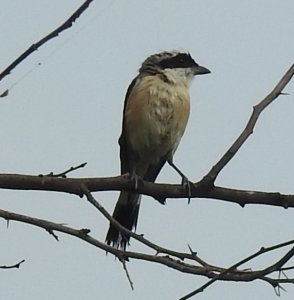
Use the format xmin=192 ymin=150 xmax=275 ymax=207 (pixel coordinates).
xmin=194 ymin=65 xmax=211 ymax=75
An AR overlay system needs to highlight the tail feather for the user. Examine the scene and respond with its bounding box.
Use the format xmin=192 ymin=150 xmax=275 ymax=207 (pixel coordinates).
xmin=105 ymin=191 xmax=141 ymax=250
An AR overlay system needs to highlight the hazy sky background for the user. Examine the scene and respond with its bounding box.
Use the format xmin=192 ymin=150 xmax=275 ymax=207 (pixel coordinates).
xmin=1 ymin=1 xmax=294 ymax=299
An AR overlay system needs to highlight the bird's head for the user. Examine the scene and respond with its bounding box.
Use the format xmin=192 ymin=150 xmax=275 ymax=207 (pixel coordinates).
xmin=139 ymin=51 xmax=210 ymax=84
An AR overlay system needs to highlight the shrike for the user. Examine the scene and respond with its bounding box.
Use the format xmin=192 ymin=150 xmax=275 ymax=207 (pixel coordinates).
xmin=106 ymin=51 xmax=210 ymax=249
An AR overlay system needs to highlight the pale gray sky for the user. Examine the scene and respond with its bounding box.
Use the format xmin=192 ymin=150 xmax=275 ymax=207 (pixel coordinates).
xmin=1 ymin=1 xmax=294 ymax=299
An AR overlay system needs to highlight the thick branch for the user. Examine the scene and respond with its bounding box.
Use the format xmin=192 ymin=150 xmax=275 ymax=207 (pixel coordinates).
xmin=0 ymin=0 xmax=94 ymax=82
xmin=0 ymin=174 xmax=293 ymax=208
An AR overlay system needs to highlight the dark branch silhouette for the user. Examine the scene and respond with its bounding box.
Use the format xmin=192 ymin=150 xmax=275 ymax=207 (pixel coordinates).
xmin=42 ymin=162 xmax=87 ymax=178
xmin=179 ymin=241 xmax=294 ymax=300
xmin=0 ymin=259 xmax=25 ymax=269
xmin=0 ymin=0 xmax=94 ymax=82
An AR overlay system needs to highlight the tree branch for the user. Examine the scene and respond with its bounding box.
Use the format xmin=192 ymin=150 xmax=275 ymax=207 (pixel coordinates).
xmin=1 ymin=207 xmax=293 ymax=293
xmin=0 ymin=0 xmax=94 ymax=82
xmin=0 ymin=173 xmax=293 ymax=208
xmin=202 ymin=63 xmax=294 ymax=185
xmin=179 ymin=241 xmax=294 ymax=300
xmin=0 ymin=259 xmax=25 ymax=269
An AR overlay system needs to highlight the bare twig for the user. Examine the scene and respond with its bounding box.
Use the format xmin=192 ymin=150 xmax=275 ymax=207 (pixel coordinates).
xmin=41 ymin=162 xmax=87 ymax=178
xmin=0 ymin=259 xmax=25 ymax=269
xmin=179 ymin=240 xmax=294 ymax=300
xmin=258 ymin=246 xmax=294 ymax=277
xmin=121 ymin=260 xmax=134 ymax=290
xmin=202 ymin=64 xmax=294 ymax=185
xmin=0 ymin=0 xmax=94 ymax=82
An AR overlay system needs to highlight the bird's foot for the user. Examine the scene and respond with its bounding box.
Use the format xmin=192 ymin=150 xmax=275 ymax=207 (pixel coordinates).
xmin=181 ymin=176 xmax=192 ymax=204
xmin=167 ymin=159 xmax=192 ymax=203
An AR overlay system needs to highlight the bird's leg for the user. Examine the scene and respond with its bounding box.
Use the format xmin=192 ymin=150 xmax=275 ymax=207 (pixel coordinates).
xmin=167 ymin=159 xmax=191 ymax=204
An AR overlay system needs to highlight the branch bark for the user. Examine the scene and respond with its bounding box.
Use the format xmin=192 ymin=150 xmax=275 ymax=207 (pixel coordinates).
xmin=0 ymin=173 xmax=293 ymax=208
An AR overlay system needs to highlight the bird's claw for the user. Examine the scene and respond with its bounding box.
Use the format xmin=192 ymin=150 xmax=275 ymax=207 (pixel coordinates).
xmin=181 ymin=176 xmax=192 ymax=204
xmin=130 ymin=172 xmax=143 ymax=190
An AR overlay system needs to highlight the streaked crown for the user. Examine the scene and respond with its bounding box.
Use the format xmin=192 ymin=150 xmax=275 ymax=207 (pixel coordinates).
xmin=139 ymin=51 xmax=210 ymax=77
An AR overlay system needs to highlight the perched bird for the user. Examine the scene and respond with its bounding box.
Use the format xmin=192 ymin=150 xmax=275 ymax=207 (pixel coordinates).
xmin=105 ymin=51 xmax=210 ymax=249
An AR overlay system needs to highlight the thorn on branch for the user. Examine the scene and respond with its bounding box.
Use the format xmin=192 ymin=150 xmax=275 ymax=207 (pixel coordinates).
xmin=46 ymin=229 xmax=59 ymax=241
xmin=274 ymin=283 xmax=287 ymax=296
xmin=78 ymin=187 xmax=85 ymax=198
xmin=154 ymin=196 xmax=166 ymax=204
xmin=283 ymin=202 xmax=289 ymax=209
xmin=187 ymin=244 xmax=198 ymax=257
xmin=0 ymin=89 xmax=9 ymax=98
xmin=238 ymin=202 xmax=246 ymax=208
xmin=79 ymin=228 xmax=91 ymax=236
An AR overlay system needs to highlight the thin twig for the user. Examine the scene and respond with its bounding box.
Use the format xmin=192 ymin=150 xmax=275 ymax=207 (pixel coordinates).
xmin=42 ymin=162 xmax=87 ymax=178
xmin=0 ymin=259 xmax=25 ymax=269
xmin=0 ymin=0 xmax=94 ymax=82
xmin=178 ymin=240 xmax=294 ymax=300
xmin=257 ymin=246 xmax=294 ymax=277
xmin=121 ymin=260 xmax=134 ymax=290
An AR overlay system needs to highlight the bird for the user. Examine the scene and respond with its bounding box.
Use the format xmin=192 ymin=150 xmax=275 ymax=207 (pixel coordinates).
xmin=105 ymin=50 xmax=210 ymax=250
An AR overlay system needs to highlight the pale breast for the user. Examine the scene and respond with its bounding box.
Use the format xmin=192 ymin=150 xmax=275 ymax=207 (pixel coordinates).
xmin=124 ymin=75 xmax=190 ymax=164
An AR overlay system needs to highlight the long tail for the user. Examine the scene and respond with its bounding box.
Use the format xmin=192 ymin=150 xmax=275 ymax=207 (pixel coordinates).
xmin=105 ymin=191 xmax=141 ymax=250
